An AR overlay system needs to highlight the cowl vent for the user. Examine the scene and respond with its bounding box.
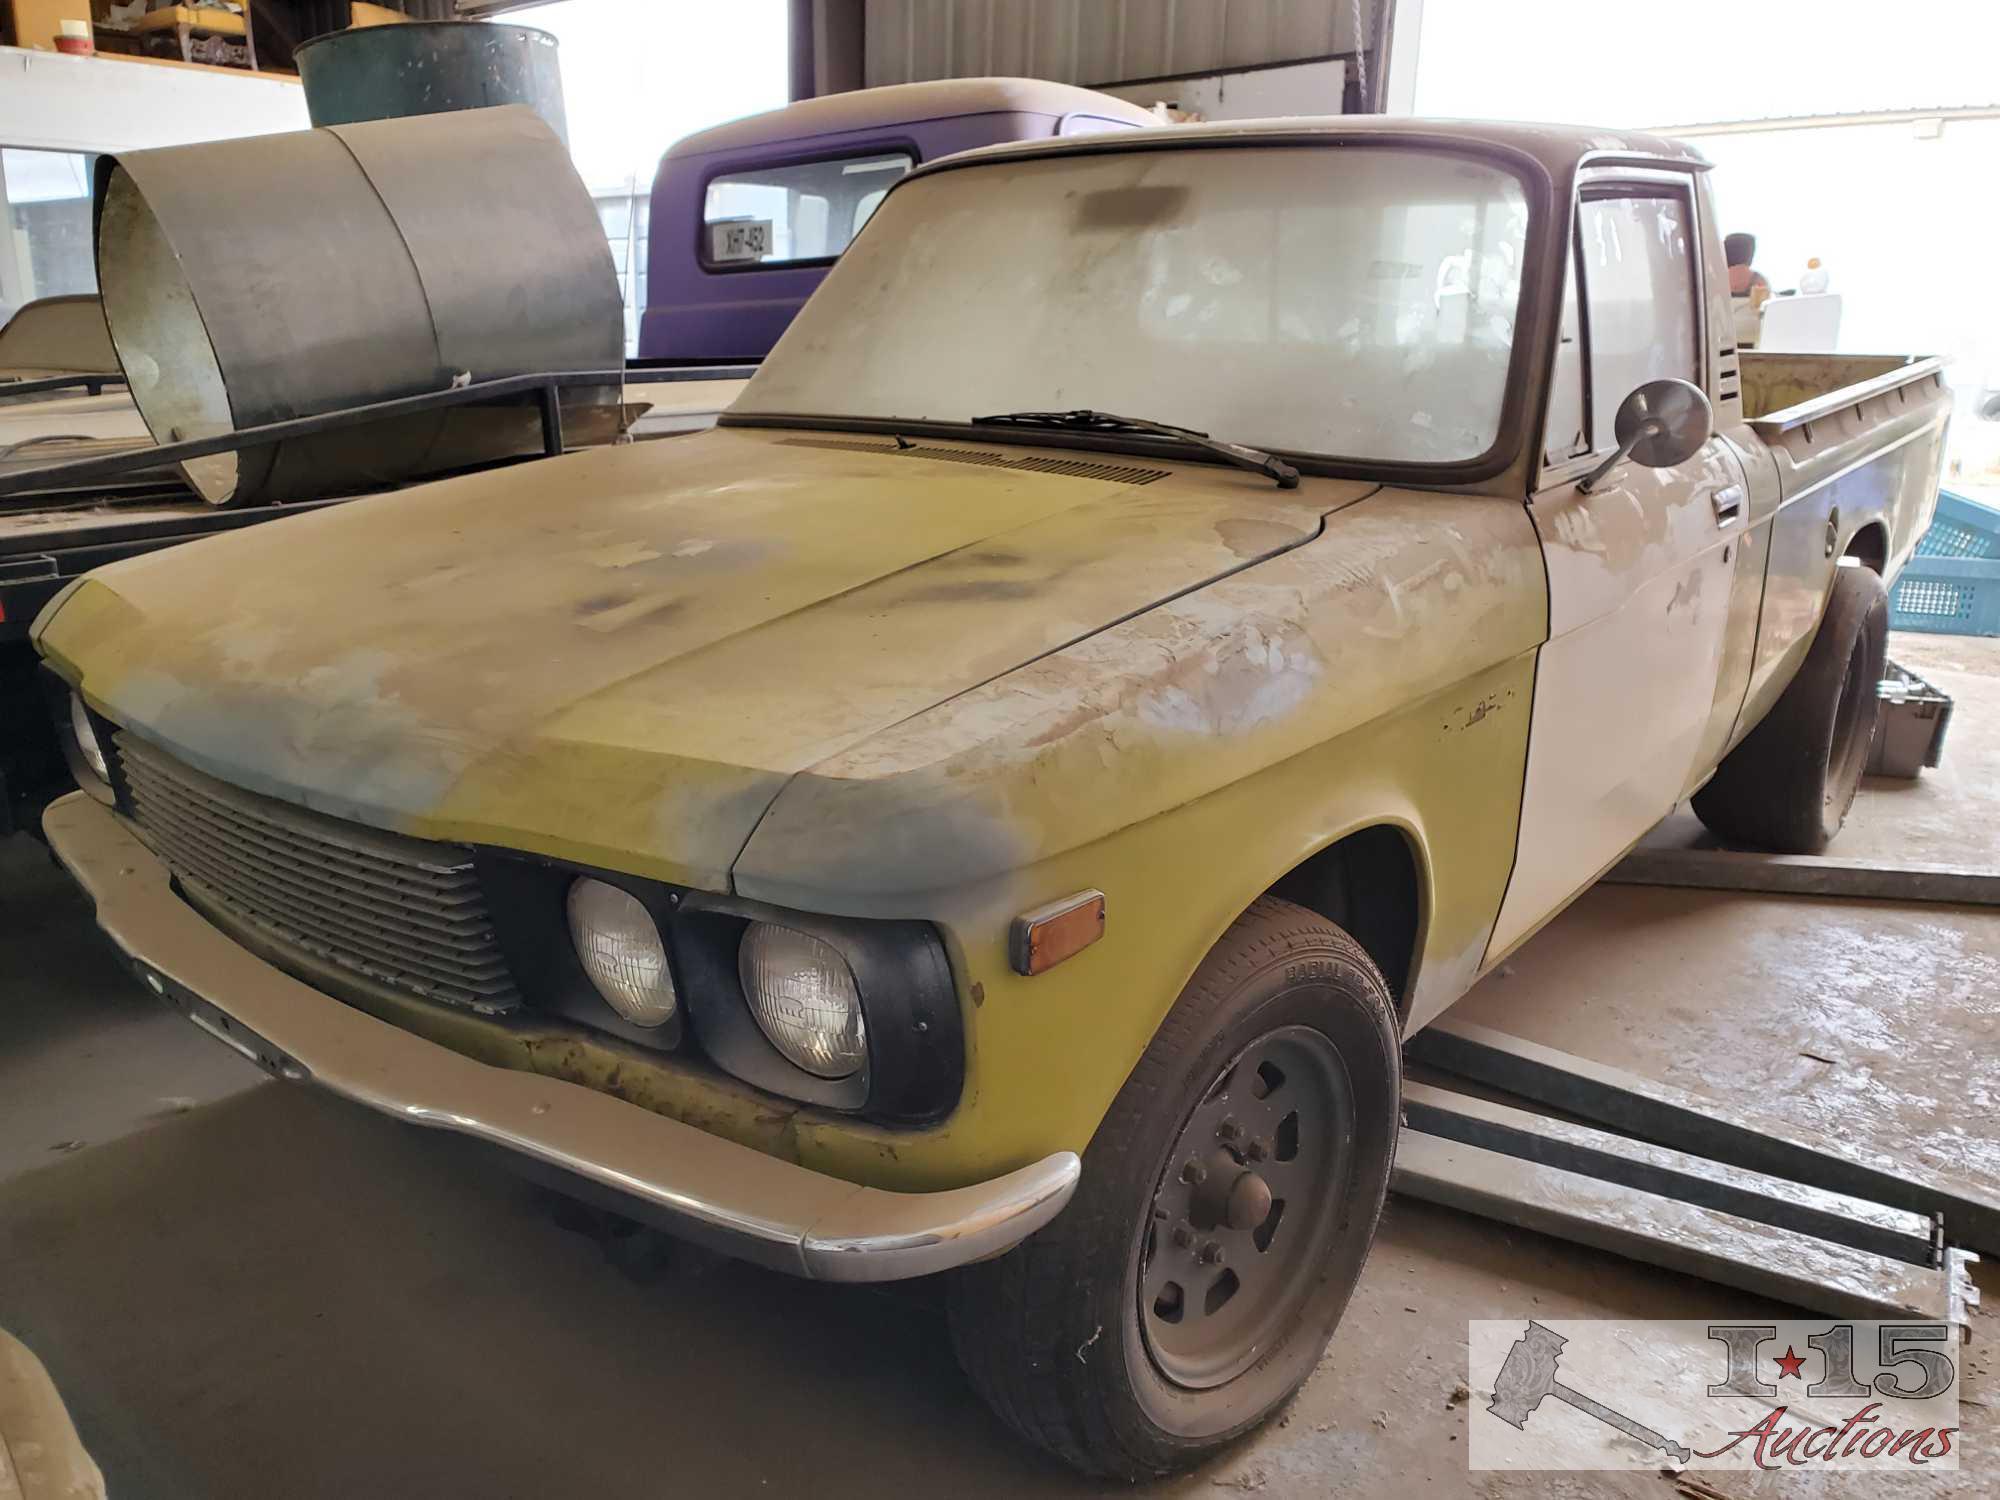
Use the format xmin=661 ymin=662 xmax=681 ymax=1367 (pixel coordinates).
xmin=778 ymin=436 xmax=1169 ymax=486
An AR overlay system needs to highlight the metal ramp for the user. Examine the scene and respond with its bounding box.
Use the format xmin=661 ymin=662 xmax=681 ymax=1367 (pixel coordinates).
xmin=1396 ymin=1020 xmax=1987 ymax=1325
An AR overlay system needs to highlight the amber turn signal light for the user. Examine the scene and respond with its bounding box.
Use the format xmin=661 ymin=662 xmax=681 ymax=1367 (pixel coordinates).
xmin=1008 ymin=890 xmax=1106 ymax=976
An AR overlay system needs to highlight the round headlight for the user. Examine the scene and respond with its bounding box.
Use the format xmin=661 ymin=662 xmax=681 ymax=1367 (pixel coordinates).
xmin=566 ymin=878 xmax=676 ymax=1028
xmin=738 ymin=923 xmax=866 ymax=1079
xmin=69 ymin=693 xmax=108 ymax=781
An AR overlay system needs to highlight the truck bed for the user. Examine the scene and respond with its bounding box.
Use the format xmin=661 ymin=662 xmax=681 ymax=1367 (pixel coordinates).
xmin=0 ymin=389 xmax=148 ymax=456
xmin=1741 ymin=353 xmax=1951 ymax=529
xmin=1740 ymin=352 xmax=1940 ymax=423
xmin=1724 ymin=349 xmax=1953 ymax=742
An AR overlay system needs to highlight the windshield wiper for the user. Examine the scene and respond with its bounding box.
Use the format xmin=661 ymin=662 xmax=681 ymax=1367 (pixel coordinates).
xmin=970 ymin=408 xmax=1300 ymax=489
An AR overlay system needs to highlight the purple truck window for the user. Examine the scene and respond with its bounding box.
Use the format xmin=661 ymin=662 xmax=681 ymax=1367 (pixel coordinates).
xmin=640 ymin=110 xmax=1105 ymax=363
xmin=701 ymin=151 xmax=914 ymax=270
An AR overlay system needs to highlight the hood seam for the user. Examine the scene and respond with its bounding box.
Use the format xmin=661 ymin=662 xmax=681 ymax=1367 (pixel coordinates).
xmin=725 ymin=484 xmax=1383 ymax=890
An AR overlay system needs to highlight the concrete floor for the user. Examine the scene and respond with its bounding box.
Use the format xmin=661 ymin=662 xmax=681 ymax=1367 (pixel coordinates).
xmin=3 ymin=635 xmax=1998 ymax=1498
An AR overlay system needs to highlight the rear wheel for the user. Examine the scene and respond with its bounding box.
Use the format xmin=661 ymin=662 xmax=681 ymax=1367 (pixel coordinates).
xmin=1693 ymin=563 xmax=1888 ymax=854
xmin=948 ymin=898 xmax=1400 ymax=1479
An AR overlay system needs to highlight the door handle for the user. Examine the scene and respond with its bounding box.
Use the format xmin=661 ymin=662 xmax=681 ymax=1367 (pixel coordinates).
xmin=1709 ymin=484 xmax=1745 ymax=526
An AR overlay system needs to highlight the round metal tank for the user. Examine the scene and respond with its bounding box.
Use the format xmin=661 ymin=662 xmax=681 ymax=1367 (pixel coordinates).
xmin=296 ymin=20 xmax=567 ymax=141
xmin=93 ymin=106 xmax=623 ymax=506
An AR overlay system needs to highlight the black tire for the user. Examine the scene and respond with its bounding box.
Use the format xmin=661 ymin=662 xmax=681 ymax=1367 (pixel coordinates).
xmin=1693 ymin=563 xmax=1888 ymax=854
xmin=947 ymin=897 xmax=1400 ymax=1480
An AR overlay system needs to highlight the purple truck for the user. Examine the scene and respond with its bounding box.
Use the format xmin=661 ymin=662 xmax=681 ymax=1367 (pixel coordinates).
xmin=636 ymin=78 xmax=1156 ymax=365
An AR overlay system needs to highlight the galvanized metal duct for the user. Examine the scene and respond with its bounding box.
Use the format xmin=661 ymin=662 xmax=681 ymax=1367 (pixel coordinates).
xmin=93 ymin=105 xmax=624 ymax=506
xmin=296 ymin=20 xmax=569 ymax=141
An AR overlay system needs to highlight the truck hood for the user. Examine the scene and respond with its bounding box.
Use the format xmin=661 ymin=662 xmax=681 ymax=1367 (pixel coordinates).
xmin=38 ymin=425 xmax=1368 ymax=888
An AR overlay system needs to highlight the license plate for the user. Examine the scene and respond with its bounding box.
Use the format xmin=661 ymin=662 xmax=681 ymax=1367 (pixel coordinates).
xmin=710 ymin=219 xmax=773 ymax=264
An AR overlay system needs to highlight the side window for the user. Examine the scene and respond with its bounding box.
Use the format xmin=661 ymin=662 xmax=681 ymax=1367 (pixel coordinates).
xmin=1058 ymin=113 xmax=1145 ymax=137
xmin=850 ymin=185 xmax=891 ymax=237
xmin=1543 ymin=239 xmax=1587 ymax=465
xmin=1 ymin=148 xmax=100 ymax=326
xmin=1576 ymin=191 xmax=1699 ymax=451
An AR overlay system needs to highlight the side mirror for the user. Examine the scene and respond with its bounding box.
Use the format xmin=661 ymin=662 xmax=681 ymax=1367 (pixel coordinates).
xmin=1576 ymin=377 xmax=1713 ymax=494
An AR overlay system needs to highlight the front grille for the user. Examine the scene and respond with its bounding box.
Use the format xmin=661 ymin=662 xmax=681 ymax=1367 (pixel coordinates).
xmin=115 ymin=732 xmax=520 ymax=1013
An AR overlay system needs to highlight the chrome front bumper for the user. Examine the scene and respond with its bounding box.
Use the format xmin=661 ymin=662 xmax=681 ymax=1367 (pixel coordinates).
xmin=43 ymin=792 xmax=1079 ymax=1282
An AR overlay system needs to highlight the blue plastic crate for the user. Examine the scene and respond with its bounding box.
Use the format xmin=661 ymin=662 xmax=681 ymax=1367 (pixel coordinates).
xmin=1891 ymin=491 xmax=2000 ymax=636
xmin=1913 ymin=491 xmax=2000 ymax=559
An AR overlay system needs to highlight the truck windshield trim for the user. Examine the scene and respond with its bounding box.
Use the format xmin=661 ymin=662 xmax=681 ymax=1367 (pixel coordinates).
xmin=727 ymin=139 xmax=1555 ymax=484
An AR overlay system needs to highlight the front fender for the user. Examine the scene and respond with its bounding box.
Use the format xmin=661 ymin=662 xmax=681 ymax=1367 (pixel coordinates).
xmin=740 ymin=488 xmax=1545 ymax=1189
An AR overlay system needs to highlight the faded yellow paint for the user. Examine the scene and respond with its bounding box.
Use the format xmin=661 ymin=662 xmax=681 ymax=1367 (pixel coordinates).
xmin=755 ymin=487 xmax=1546 ymax=1186
xmin=38 ymin=427 xmax=1364 ymax=889
xmin=36 ymin=426 xmax=1545 ymax=1194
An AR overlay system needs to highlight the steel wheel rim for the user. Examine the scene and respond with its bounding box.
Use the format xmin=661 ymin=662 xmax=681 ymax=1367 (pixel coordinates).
xmin=1136 ymin=1025 xmax=1354 ymax=1391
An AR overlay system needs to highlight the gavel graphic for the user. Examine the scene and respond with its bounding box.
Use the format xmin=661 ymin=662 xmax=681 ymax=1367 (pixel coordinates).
xmin=1487 ymin=1322 xmax=1693 ymax=1465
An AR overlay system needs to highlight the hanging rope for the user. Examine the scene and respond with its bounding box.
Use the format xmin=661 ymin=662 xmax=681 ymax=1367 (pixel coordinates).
xmin=1350 ymin=0 xmax=1373 ymax=112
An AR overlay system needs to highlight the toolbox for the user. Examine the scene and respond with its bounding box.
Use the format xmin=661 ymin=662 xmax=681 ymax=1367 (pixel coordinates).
xmin=1867 ymin=659 xmax=1953 ymax=777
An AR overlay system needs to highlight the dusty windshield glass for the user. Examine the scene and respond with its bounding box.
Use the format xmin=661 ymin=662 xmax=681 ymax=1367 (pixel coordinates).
xmin=737 ymin=144 xmax=1532 ymax=466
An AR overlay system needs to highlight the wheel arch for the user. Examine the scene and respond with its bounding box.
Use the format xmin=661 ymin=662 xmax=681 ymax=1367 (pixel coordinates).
xmin=1843 ymin=521 xmax=1889 ymax=575
xmin=1259 ymin=819 xmax=1429 ymax=1027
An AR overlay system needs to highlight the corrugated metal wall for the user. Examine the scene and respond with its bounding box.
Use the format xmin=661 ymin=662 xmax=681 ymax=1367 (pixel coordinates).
xmin=863 ymin=0 xmax=1366 ymax=89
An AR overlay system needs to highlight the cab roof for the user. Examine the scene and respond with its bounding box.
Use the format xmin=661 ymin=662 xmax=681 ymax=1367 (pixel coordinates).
xmin=904 ymin=114 xmax=1710 ymax=184
xmin=664 ymin=78 xmax=1158 ymax=160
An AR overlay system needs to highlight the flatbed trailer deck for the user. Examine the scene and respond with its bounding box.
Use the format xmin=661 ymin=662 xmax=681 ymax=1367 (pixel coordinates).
xmin=0 ymin=367 xmax=608 ymax=834
xmin=0 ymin=472 xmax=348 ymax=833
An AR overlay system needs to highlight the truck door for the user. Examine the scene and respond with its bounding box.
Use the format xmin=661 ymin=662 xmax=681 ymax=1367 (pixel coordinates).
xmin=1488 ymin=172 xmax=1748 ymax=961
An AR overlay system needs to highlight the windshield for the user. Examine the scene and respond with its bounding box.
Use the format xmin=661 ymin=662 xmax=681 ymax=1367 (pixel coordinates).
xmin=735 ymin=144 xmax=1533 ymax=466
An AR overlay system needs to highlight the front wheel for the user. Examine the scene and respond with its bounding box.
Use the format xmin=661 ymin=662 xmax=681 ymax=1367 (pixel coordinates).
xmin=947 ymin=897 xmax=1400 ymax=1479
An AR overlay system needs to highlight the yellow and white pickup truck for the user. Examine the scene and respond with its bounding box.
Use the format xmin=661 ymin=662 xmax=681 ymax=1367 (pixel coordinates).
xmin=32 ymin=119 xmax=1948 ymax=1477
